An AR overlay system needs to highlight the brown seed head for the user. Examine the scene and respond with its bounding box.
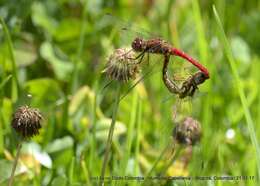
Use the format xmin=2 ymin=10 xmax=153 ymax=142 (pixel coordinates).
xmin=173 ymin=117 xmax=202 ymax=146
xmin=11 ymin=105 xmax=43 ymax=139
xmin=103 ymin=48 xmax=140 ymax=82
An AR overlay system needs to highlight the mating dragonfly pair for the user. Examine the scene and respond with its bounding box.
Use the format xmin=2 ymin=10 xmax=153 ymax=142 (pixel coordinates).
xmin=103 ymin=15 xmax=209 ymax=99
xmin=131 ymin=37 xmax=209 ymax=99
xmin=104 ymin=37 xmax=209 ymax=99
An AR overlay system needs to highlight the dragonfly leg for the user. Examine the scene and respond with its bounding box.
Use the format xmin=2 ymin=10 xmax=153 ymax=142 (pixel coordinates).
xmin=147 ymin=53 xmax=150 ymax=65
xmin=134 ymin=50 xmax=146 ymax=60
xmin=127 ymin=50 xmax=146 ymax=65
xmin=188 ymin=84 xmax=198 ymax=97
xmin=179 ymin=78 xmax=198 ymax=98
xmin=179 ymin=81 xmax=190 ymax=98
xmin=137 ymin=52 xmax=145 ymax=64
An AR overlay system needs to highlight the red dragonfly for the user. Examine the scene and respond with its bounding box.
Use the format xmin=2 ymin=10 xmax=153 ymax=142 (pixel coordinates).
xmin=131 ymin=38 xmax=209 ymax=78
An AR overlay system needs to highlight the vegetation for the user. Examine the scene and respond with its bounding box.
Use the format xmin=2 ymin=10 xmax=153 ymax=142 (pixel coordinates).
xmin=0 ymin=0 xmax=259 ymax=185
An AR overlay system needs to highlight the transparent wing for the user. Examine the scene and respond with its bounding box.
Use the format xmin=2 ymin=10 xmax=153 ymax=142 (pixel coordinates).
xmin=98 ymin=13 xmax=162 ymax=43
xmin=119 ymin=53 xmax=164 ymax=101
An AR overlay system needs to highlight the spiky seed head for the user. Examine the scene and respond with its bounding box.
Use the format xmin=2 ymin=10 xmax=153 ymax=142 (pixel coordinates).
xmin=173 ymin=117 xmax=202 ymax=146
xmin=11 ymin=105 xmax=43 ymax=139
xmin=103 ymin=48 xmax=140 ymax=82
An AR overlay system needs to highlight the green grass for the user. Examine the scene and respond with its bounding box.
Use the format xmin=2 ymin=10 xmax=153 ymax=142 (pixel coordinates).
xmin=0 ymin=18 xmax=19 ymax=103
xmin=0 ymin=0 xmax=260 ymax=186
xmin=213 ymin=5 xmax=260 ymax=181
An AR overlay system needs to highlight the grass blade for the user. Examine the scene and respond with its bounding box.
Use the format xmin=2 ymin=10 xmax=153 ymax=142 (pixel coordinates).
xmin=0 ymin=75 xmax=12 ymax=90
xmin=213 ymin=5 xmax=260 ymax=180
xmin=0 ymin=18 xmax=19 ymax=103
xmin=99 ymin=84 xmax=121 ymax=186
xmin=120 ymin=91 xmax=138 ymax=175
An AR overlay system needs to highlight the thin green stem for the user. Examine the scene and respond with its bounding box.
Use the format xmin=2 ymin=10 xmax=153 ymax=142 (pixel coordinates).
xmin=0 ymin=75 xmax=12 ymax=90
xmin=160 ymin=146 xmax=182 ymax=176
xmin=81 ymin=159 xmax=91 ymax=186
xmin=69 ymin=156 xmax=75 ymax=185
xmin=99 ymin=84 xmax=121 ymax=186
xmin=121 ymin=91 xmax=138 ymax=174
xmin=70 ymin=0 xmax=88 ymax=93
xmin=134 ymin=98 xmax=142 ymax=175
xmin=142 ymin=142 xmax=172 ymax=186
xmin=89 ymin=84 xmax=98 ymax=177
xmin=8 ymin=141 xmax=22 ymax=186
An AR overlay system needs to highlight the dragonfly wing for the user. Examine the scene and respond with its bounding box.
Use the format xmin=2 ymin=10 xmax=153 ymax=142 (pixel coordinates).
xmin=120 ymin=54 xmax=164 ymax=101
xmin=98 ymin=13 xmax=162 ymax=43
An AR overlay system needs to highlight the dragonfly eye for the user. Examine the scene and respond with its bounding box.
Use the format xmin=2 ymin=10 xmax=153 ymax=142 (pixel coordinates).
xmin=132 ymin=37 xmax=143 ymax=52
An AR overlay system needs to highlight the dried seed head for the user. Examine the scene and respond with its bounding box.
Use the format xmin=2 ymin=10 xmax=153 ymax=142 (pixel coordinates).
xmin=173 ymin=117 xmax=201 ymax=146
xmin=11 ymin=105 xmax=43 ymax=139
xmin=103 ymin=48 xmax=140 ymax=82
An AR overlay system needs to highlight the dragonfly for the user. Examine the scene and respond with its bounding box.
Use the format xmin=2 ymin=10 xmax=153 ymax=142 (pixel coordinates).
xmin=162 ymin=54 xmax=208 ymax=99
xmin=131 ymin=37 xmax=209 ymax=78
xmin=100 ymin=13 xmax=209 ymax=102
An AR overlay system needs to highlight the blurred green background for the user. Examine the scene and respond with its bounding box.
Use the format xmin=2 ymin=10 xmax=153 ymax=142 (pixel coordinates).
xmin=0 ymin=0 xmax=260 ymax=185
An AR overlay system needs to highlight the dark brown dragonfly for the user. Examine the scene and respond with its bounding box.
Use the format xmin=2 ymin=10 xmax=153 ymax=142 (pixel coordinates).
xmin=162 ymin=54 xmax=208 ymax=98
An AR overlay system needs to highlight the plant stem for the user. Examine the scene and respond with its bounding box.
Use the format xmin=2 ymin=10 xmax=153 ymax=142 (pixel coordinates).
xmin=142 ymin=142 xmax=172 ymax=186
xmin=152 ymin=147 xmax=182 ymax=186
xmin=160 ymin=146 xmax=182 ymax=176
xmin=81 ymin=159 xmax=91 ymax=185
xmin=134 ymin=98 xmax=142 ymax=179
xmin=8 ymin=141 xmax=22 ymax=186
xmin=99 ymin=85 xmax=121 ymax=186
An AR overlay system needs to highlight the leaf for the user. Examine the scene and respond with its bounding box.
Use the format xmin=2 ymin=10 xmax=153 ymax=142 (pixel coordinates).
xmin=231 ymin=37 xmax=251 ymax=65
xmin=69 ymin=86 xmax=93 ymax=116
xmin=21 ymin=142 xmax=52 ymax=169
xmin=1 ymin=98 xmax=12 ymax=129
xmin=69 ymin=85 xmax=104 ymax=118
xmin=51 ymin=176 xmax=67 ymax=186
xmin=96 ymin=118 xmax=127 ymax=140
xmin=14 ymin=40 xmax=37 ymax=67
xmin=45 ymin=136 xmax=74 ymax=154
xmin=0 ymin=159 xmax=27 ymax=183
xmin=54 ymin=18 xmax=81 ymax=42
xmin=31 ymin=2 xmax=57 ymax=35
xmin=40 ymin=42 xmax=73 ymax=80
xmin=25 ymin=78 xmax=63 ymax=106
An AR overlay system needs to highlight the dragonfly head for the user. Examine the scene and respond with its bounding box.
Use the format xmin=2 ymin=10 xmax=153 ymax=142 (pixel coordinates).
xmin=193 ymin=71 xmax=208 ymax=85
xmin=132 ymin=37 xmax=145 ymax=52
